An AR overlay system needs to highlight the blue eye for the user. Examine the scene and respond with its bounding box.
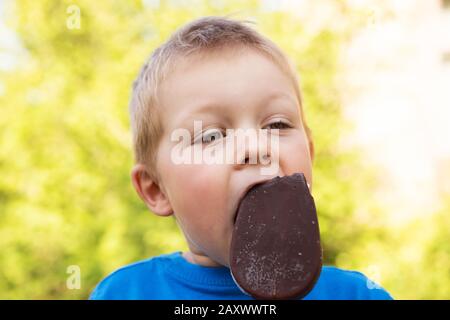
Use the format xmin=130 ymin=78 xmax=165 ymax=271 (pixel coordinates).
xmin=266 ymin=120 xmax=291 ymax=130
xmin=194 ymin=129 xmax=225 ymax=144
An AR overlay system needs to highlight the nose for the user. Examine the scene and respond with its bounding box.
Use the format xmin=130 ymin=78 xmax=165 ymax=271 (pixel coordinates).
xmin=233 ymin=129 xmax=279 ymax=173
xmin=236 ymin=149 xmax=270 ymax=166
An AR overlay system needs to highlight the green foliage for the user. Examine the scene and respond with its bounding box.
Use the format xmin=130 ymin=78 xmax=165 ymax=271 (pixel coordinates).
xmin=0 ymin=0 xmax=448 ymax=299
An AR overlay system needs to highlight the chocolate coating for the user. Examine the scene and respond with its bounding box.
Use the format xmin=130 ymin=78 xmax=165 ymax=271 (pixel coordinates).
xmin=230 ymin=173 xmax=322 ymax=299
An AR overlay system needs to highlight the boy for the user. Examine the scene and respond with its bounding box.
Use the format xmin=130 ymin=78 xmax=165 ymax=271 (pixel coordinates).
xmin=90 ymin=16 xmax=392 ymax=300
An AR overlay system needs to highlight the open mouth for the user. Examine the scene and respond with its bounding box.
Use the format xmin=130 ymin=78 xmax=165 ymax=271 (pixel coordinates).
xmin=233 ymin=200 xmax=243 ymax=225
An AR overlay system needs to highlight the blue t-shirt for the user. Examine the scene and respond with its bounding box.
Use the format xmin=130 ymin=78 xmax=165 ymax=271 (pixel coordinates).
xmin=89 ymin=251 xmax=393 ymax=300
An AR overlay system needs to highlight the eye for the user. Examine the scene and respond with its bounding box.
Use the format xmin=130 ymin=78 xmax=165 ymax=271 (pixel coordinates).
xmin=265 ymin=120 xmax=291 ymax=130
xmin=194 ymin=128 xmax=225 ymax=144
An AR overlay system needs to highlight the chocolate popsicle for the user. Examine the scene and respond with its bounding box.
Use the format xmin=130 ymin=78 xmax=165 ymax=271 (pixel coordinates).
xmin=230 ymin=173 xmax=322 ymax=299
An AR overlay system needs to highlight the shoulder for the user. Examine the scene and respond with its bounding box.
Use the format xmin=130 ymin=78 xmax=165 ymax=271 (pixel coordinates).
xmin=89 ymin=252 xmax=176 ymax=300
xmin=305 ymin=266 xmax=394 ymax=300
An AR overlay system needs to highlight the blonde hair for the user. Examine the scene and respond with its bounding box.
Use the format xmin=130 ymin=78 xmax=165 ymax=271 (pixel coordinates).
xmin=129 ymin=16 xmax=312 ymax=180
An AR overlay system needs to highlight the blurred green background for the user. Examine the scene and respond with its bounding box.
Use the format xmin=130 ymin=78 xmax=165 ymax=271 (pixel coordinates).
xmin=0 ymin=0 xmax=449 ymax=299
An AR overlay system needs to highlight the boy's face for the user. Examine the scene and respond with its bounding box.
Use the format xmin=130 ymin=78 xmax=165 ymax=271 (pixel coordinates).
xmin=135 ymin=48 xmax=313 ymax=267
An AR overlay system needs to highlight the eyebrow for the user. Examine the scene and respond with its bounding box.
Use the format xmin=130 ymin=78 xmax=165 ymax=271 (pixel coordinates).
xmin=177 ymin=92 xmax=298 ymax=127
xmin=194 ymin=92 xmax=296 ymax=112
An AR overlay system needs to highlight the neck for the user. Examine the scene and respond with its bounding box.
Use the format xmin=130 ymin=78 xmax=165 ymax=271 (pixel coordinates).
xmin=182 ymin=251 xmax=222 ymax=267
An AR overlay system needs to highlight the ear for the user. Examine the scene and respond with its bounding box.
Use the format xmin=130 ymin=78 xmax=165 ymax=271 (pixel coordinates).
xmin=131 ymin=164 xmax=173 ymax=217
xmin=308 ymin=139 xmax=315 ymax=163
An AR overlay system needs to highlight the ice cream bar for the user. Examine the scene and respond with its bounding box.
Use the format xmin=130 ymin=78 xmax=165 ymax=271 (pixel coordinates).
xmin=230 ymin=173 xmax=322 ymax=299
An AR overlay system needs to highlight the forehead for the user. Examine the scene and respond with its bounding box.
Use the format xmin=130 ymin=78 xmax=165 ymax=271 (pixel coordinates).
xmin=158 ymin=48 xmax=298 ymax=128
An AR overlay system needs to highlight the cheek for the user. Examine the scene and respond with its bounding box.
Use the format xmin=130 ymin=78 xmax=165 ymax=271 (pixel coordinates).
xmin=159 ymin=153 xmax=228 ymax=221
xmin=279 ymin=132 xmax=313 ymax=183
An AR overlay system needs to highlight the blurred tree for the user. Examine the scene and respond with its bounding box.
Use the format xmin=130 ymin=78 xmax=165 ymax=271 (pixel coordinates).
xmin=0 ymin=0 xmax=447 ymax=299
